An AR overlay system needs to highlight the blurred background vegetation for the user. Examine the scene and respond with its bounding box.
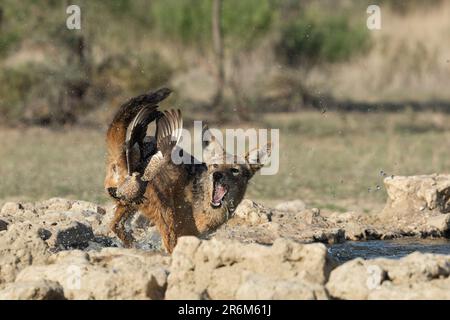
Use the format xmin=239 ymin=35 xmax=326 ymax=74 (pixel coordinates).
xmin=3 ymin=0 xmax=449 ymax=126
xmin=1 ymin=0 xmax=450 ymax=211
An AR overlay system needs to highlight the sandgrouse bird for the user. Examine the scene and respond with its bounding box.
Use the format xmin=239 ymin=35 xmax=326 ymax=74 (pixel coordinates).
xmin=115 ymin=103 xmax=183 ymax=204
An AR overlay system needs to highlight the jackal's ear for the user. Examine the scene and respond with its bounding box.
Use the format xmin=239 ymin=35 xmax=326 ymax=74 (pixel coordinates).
xmin=202 ymin=127 xmax=225 ymax=163
xmin=245 ymin=143 xmax=272 ymax=175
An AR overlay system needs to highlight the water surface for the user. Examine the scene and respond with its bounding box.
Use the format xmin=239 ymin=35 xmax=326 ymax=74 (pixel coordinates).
xmin=328 ymin=238 xmax=450 ymax=263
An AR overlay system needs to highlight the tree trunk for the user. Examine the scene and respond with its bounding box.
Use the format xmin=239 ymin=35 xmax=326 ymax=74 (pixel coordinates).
xmin=0 ymin=7 xmax=3 ymax=31
xmin=230 ymin=55 xmax=251 ymax=122
xmin=212 ymin=0 xmax=225 ymax=119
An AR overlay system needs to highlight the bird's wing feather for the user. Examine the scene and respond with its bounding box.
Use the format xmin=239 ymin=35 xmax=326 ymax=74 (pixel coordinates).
xmin=125 ymin=105 xmax=162 ymax=175
xmin=142 ymin=109 xmax=183 ymax=181
xmin=156 ymin=109 xmax=183 ymax=154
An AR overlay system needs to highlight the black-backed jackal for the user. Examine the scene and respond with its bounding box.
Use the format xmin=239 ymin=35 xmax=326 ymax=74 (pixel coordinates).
xmin=105 ymin=88 xmax=271 ymax=253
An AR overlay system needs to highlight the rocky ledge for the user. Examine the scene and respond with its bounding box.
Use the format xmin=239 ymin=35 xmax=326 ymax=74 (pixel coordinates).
xmin=0 ymin=174 xmax=449 ymax=299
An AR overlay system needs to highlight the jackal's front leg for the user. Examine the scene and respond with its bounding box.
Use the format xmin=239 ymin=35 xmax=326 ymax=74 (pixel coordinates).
xmin=110 ymin=204 xmax=136 ymax=248
xmin=141 ymin=204 xmax=177 ymax=254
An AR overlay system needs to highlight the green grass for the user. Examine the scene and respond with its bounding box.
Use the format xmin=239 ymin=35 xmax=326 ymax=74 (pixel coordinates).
xmin=2 ymin=111 xmax=450 ymax=213
xmin=0 ymin=127 xmax=107 ymax=204
xmin=248 ymin=111 xmax=450 ymax=212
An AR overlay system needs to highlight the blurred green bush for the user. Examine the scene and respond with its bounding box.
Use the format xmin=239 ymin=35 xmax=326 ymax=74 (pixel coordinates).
xmin=275 ymin=12 xmax=371 ymax=66
xmin=0 ymin=0 xmax=381 ymax=125
xmin=0 ymin=51 xmax=172 ymax=125
xmin=150 ymin=0 xmax=274 ymax=49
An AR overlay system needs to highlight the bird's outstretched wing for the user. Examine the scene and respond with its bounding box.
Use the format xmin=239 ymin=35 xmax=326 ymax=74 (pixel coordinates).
xmin=156 ymin=109 xmax=183 ymax=155
xmin=125 ymin=105 xmax=162 ymax=175
xmin=142 ymin=109 xmax=183 ymax=182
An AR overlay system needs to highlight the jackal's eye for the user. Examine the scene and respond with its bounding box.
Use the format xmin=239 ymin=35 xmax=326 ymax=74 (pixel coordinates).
xmin=230 ymin=167 xmax=240 ymax=176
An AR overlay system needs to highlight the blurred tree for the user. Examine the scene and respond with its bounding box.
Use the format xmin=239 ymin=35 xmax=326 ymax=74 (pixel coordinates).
xmin=223 ymin=0 xmax=274 ymax=122
xmin=149 ymin=0 xmax=274 ymax=121
xmin=211 ymin=0 xmax=225 ymax=120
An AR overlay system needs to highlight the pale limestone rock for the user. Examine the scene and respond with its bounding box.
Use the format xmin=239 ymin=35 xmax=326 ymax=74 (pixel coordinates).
xmin=0 ymin=223 xmax=50 ymax=288
xmin=0 ymin=280 xmax=65 ymax=300
xmin=38 ymin=198 xmax=72 ymax=211
xmin=235 ymin=273 xmax=327 ymax=300
xmin=233 ymin=199 xmax=272 ymax=224
xmin=166 ymin=237 xmax=335 ymax=300
xmin=1 ymin=202 xmax=23 ymax=215
xmin=70 ymin=200 xmax=106 ymax=215
xmin=16 ymin=248 xmax=169 ymax=300
xmin=326 ymin=252 xmax=450 ymax=300
xmin=368 ymin=278 xmax=450 ymax=300
xmin=380 ymin=175 xmax=450 ymax=236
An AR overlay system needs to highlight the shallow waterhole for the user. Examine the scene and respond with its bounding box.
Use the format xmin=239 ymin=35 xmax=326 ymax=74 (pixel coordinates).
xmin=327 ymin=238 xmax=450 ymax=263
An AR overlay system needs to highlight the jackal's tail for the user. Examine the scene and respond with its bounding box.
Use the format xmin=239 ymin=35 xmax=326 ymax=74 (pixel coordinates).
xmin=105 ymin=88 xmax=171 ymax=194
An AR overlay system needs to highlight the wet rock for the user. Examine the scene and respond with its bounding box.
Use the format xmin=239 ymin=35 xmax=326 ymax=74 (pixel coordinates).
xmin=59 ymin=210 xmax=104 ymax=235
xmin=166 ymin=237 xmax=335 ymax=300
xmin=0 ymin=219 xmax=8 ymax=232
xmin=326 ymin=252 xmax=450 ymax=300
xmin=275 ymin=200 xmax=306 ymax=213
xmin=0 ymin=280 xmax=65 ymax=300
xmin=49 ymin=222 xmax=95 ymax=250
xmin=37 ymin=228 xmax=52 ymax=241
xmin=132 ymin=213 xmax=152 ymax=230
xmin=16 ymin=248 xmax=170 ymax=300
xmin=312 ymin=228 xmax=346 ymax=244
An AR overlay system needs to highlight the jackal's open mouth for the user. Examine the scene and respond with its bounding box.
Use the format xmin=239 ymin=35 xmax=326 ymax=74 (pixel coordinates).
xmin=211 ymin=182 xmax=228 ymax=208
